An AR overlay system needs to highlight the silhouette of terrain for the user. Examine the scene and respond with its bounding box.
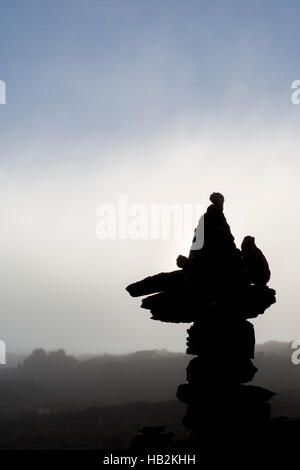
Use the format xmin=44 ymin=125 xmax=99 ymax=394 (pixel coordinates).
xmin=0 ymin=349 xmax=189 ymax=409
xmin=0 ymin=343 xmax=299 ymax=449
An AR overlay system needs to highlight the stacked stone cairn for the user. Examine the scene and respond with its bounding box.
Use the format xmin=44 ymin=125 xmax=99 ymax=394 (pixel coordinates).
xmin=126 ymin=193 xmax=276 ymax=446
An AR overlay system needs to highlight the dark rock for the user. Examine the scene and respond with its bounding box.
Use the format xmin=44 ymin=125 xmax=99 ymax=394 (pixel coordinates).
xmin=241 ymin=235 xmax=271 ymax=285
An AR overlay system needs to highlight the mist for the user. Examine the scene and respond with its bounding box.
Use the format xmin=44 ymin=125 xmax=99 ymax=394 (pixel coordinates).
xmin=0 ymin=0 xmax=300 ymax=354
xmin=0 ymin=120 xmax=298 ymax=353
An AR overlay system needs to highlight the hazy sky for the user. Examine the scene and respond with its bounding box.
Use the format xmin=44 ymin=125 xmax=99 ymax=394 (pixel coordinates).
xmin=0 ymin=0 xmax=300 ymax=354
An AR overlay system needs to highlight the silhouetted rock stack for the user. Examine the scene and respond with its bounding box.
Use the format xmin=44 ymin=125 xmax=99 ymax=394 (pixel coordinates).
xmin=126 ymin=193 xmax=276 ymax=446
